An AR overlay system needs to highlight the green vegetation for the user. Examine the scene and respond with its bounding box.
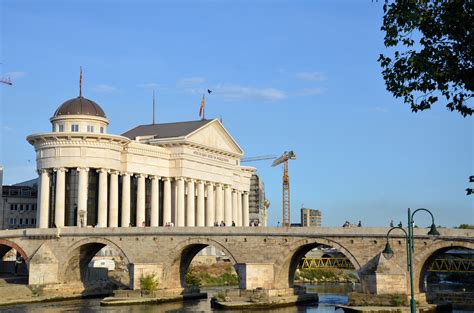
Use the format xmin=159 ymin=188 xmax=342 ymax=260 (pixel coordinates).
xmin=457 ymin=224 xmax=474 ymax=229
xmin=379 ymin=0 xmax=473 ymax=116
xmin=186 ymin=262 xmax=239 ymax=287
xmin=295 ymin=268 xmax=358 ymax=283
xmin=139 ymin=274 xmax=159 ymax=292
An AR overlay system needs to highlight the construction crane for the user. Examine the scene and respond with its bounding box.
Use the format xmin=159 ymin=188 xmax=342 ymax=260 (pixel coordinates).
xmin=272 ymin=151 xmax=296 ymax=227
xmin=241 ymin=155 xmax=277 ymax=163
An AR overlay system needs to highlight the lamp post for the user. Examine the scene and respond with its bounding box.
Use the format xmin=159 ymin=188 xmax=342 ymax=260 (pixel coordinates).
xmin=382 ymin=208 xmax=440 ymax=313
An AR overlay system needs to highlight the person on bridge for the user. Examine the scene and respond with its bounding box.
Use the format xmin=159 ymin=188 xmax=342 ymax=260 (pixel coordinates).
xmin=357 ymin=221 xmax=362 ymax=227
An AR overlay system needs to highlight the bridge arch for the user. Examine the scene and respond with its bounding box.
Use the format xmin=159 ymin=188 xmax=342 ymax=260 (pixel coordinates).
xmin=165 ymin=237 xmax=239 ymax=288
xmin=60 ymin=237 xmax=131 ymax=288
xmin=0 ymin=239 xmax=29 ymax=262
xmin=414 ymin=240 xmax=474 ymax=293
xmin=273 ymin=237 xmax=361 ymax=289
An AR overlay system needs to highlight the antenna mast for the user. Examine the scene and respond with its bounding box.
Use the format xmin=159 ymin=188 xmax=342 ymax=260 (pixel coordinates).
xmin=152 ymin=90 xmax=156 ymax=124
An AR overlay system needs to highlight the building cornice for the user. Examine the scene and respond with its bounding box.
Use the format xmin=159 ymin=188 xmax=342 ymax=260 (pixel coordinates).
xmin=26 ymin=132 xmax=131 ymax=147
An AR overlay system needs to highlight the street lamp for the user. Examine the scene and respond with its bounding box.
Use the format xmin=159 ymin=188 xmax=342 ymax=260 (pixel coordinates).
xmin=382 ymin=208 xmax=440 ymax=313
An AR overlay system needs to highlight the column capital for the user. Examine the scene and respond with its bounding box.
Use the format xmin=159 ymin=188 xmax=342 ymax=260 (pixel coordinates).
xmin=53 ymin=167 xmax=68 ymax=173
xmin=205 ymin=181 xmax=214 ymax=186
xmin=243 ymin=191 xmax=249 ymax=195
xmin=96 ymin=168 xmax=110 ymax=174
xmin=135 ymin=173 xmax=148 ymax=179
xmin=176 ymin=176 xmax=185 ymax=181
xmin=76 ymin=167 xmax=90 ymax=173
xmin=223 ymin=184 xmax=231 ymax=189
xmin=185 ymin=178 xmax=195 ymax=183
xmin=121 ymin=171 xmax=132 ymax=177
xmin=109 ymin=170 xmax=120 ymax=175
xmin=163 ymin=177 xmax=172 ymax=182
xmin=37 ymin=168 xmax=51 ymax=175
xmin=149 ymin=175 xmax=161 ymax=180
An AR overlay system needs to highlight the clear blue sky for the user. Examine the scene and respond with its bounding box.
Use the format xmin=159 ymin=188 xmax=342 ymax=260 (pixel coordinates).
xmin=0 ymin=0 xmax=472 ymax=227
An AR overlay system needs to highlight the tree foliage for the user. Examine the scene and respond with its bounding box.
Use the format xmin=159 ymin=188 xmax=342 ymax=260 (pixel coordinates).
xmin=378 ymin=1 xmax=473 ymax=116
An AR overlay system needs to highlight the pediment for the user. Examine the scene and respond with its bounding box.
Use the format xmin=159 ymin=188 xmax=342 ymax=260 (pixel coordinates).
xmin=186 ymin=120 xmax=243 ymax=155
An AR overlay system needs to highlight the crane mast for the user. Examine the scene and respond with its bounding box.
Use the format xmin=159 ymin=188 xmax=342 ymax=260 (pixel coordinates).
xmin=272 ymin=151 xmax=296 ymax=227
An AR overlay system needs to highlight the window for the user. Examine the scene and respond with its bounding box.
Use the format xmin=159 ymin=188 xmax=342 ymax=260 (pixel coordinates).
xmin=25 ymin=204 xmax=29 ymax=211
xmin=58 ymin=124 xmax=64 ymax=132
xmin=71 ymin=124 xmax=79 ymax=132
xmin=100 ymin=126 xmax=104 ymax=133
xmin=87 ymin=125 xmax=94 ymax=132
xmin=19 ymin=218 xmax=23 ymax=225
xmin=19 ymin=204 xmax=23 ymax=211
xmin=10 ymin=204 xmax=14 ymax=211
xmin=25 ymin=218 xmax=29 ymax=225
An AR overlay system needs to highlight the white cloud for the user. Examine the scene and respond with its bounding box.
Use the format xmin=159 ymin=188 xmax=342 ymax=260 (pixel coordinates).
xmin=0 ymin=125 xmax=13 ymax=131
xmin=178 ymin=77 xmax=206 ymax=86
xmin=295 ymin=87 xmax=323 ymax=96
xmin=91 ymin=84 xmax=118 ymax=93
xmin=296 ymin=71 xmax=326 ymax=81
xmin=4 ymin=71 xmax=27 ymax=80
xmin=369 ymin=107 xmax=388 ymax=113
xmin=214 ymin=84 xmax=286 ymax=101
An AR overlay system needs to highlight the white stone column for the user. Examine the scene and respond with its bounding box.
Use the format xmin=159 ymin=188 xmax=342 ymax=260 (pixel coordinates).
xmin=243 ymin=191 xmax=250 ymax=227
xmin=121 ymin=172 xmax=131 ymax=227
xmin=224 ymin=185 xmax=232 ymax=226
xmin=163 ymin=178 xmax=172 ymax=225
xmin=97 ymin=168 xmax=109 ymax=227
xmin=177 ymin=177 xmax=185 ymax=227
xmin=77 ymin=167 xmax=89 ymax=227
xmin=38 ymin=169 xmax=51 ymax=228
xmin=109 ymin=171 xmax=119 ymax=227
xmin=232 ymin=190 xmax=238 ymax=226
xmin=196 ymin=180 xmax=205 ymax=227
xmin=205 ymin=182 xmax=214 ymax=226
xmin=237 ymin=191 xmax=243 ymax=226
xmin=136 ymin=174 xmax=146 ymax=227
xmin=186 ymin=179 xmax=195 ymax=227
xmin=150 ymin=176 xmax=160 ymax=227
xmin=215 ymin=184 xmax=224 ymax=224
xmin=54 ymin=168 xmax=67 ymax=228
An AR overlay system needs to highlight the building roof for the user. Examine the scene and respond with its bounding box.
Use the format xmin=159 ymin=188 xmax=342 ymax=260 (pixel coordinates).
xmin=122 ymin=119 xmax=213 ymax=140
xmin=53 ymin=96 xmax=106 ymax=118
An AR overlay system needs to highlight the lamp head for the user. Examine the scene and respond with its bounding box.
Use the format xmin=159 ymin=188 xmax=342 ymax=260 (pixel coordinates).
xmin=382 ymin=242 xmax=394 ymax=259
xmin=428 ymin=223 xmax=440 ymax=236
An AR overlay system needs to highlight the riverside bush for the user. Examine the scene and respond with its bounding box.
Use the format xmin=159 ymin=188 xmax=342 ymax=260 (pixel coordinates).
xmin=139 ymin=274 xmax=159 ymax=292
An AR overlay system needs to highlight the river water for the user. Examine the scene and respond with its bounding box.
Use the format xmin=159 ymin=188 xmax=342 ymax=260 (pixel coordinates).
xmin=0 ymin=284 xmax=471 ymax=313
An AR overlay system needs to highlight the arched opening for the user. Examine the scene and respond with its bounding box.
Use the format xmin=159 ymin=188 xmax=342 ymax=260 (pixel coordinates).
xmin=175 ymin=243 xmax=239 ymax=289
xmin=62 ymin=240 xmax=130 ymax=292
xmin=290 ymin=243 xmax=359 ymax=288
xmin=0 ymin=240 xmax=28 ymax=284
xmin=420 ymin=246 xmax=474 ymax=295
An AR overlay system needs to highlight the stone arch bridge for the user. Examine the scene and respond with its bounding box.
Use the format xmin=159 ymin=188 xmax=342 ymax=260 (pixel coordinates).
xmin=0 ymin=227 xmax=472 ymax=296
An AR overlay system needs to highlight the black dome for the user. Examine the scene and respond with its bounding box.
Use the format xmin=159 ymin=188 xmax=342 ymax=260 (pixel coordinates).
xmin=53 ymin=96 xmax=106 ymax=118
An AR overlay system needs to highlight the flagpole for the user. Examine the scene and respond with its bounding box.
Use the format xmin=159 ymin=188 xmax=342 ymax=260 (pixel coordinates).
xmin=203 ymin=94 xmax=205 ymax=120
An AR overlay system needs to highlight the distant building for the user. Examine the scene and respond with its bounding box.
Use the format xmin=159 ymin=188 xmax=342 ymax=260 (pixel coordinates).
xmin=249 ymin=174 xmax=267 ymax=226
xmin=300 ymin=208 xmax=322 ymax=227
xmin=1 ymin=182 xmax=38 ymax=230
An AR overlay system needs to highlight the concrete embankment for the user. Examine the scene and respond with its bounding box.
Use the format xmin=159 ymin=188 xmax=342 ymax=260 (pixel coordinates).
xmin=101 ymin=292 xmax=207 ymax=306
xmin=336 ymin=304 xmax=449 ymax=312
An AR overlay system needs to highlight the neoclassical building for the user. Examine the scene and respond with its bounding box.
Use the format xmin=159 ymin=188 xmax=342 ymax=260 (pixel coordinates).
xmin=27 ymin=96 xmax=255 ymax=228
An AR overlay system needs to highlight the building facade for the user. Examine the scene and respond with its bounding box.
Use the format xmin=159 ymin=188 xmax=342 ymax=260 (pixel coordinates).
xmin=1 ymin=185 xmax=38 ymax=229
xmin=248 ymin=174 xmax=267 ymax=226
xmin=27 ymin=96 xmax=255 ymax=228
xmin=300 ymin=207 xmax=322 ymax=227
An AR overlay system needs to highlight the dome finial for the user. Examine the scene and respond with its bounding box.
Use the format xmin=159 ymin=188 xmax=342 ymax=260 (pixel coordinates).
xmin=79 ymin=66 xmax=83 ymax=97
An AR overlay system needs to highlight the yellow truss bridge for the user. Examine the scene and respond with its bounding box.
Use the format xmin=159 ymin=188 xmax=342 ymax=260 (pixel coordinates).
xmin=300 ymin=257 xmax=355 ymax=270
xmin=428 ymin=258 xmax=474 ymax=273
xmin=300 ymin=257 xmax=474 ymax=273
